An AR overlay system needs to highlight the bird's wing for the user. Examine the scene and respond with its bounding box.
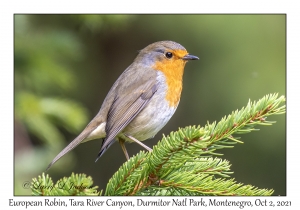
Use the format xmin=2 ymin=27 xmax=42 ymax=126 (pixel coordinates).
xmin=96 ymin=78 xmax=158 ymax=159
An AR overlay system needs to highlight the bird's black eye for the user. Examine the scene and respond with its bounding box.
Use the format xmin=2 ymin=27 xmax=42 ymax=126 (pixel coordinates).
xmin=165 ymin=52 xmax=173 ymax=59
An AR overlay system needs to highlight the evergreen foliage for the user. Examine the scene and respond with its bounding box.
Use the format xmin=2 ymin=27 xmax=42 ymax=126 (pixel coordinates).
xmin=31 ymin=173 xmax=102 ymax=196
xmin=32 ymin=93 xmax=285 ymax=196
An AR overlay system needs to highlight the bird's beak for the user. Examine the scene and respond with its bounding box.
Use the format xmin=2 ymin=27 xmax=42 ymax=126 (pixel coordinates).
xmin=182 ymin=54 xmax=199 ymax=60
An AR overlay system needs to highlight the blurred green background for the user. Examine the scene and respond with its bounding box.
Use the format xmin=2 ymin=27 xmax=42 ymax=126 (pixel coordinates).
xmin=14 ymin=14 xmax=286 ymax=195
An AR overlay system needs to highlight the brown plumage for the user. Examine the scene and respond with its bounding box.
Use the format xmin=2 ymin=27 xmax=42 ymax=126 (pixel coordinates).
xmin=46 ymin=41 xmax=199 ymax=170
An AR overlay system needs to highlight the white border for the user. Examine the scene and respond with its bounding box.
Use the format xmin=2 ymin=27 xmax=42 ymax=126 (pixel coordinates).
xmin=2 ymin=0 xmax=300 ymax=209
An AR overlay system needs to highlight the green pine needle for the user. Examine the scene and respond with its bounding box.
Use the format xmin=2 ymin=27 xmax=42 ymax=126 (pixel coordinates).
xmin=31 ymin=173 xmax=102 ymax=196
xmin=32 ymin=93 xmax=285 ymax=196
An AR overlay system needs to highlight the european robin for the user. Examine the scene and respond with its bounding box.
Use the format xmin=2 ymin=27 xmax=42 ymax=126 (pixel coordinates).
xmin=47 ymin=40 xmax=199 ymax=170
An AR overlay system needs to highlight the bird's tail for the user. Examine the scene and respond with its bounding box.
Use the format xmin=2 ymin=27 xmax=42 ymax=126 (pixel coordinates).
xmin=46 ymin=132 xmax=90 ymax=171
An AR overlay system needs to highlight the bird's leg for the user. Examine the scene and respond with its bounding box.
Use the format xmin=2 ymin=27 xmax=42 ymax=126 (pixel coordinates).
xmin=124 ymin=134 xmax=153 ymax=151
xmin=119 ymin=138 xmax=129 ymax=160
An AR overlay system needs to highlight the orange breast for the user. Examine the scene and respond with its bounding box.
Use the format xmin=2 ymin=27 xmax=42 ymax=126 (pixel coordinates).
xmin=153 ymin=52 xmax=187 ymax=107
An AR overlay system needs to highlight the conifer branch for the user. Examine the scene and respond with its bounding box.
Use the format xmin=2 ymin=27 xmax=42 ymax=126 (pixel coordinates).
xmin=105 ymin=93 xmax=285 ymax=196
xmin=31 ymin=173 xmax=102 ymax=196
xmin=32 ymin=93 xmax=285 ymax=196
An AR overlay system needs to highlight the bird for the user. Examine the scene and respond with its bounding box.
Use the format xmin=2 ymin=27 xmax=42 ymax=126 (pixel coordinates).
xmin=46 ymin=40 xmax=199 ymax=170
